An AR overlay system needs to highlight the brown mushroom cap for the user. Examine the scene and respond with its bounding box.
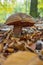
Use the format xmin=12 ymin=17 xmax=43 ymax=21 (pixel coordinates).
xmin=3 ymin=51 xmax=43 ymax=65
xmin=5 ymin=13 xmax=35 ymax=27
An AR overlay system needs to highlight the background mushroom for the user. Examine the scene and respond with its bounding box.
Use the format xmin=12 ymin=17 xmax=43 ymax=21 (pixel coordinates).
xmin=5 ymin=13 xmax=35 ymax=37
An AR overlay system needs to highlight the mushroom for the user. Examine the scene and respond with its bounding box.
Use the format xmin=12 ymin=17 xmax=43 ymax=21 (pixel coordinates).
xmin=5 ymin=13 xmax=35 ymax=37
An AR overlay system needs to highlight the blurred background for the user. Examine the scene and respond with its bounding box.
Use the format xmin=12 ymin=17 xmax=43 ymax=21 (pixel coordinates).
xmin=0 ymin=0 xmax=43 ymax=23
